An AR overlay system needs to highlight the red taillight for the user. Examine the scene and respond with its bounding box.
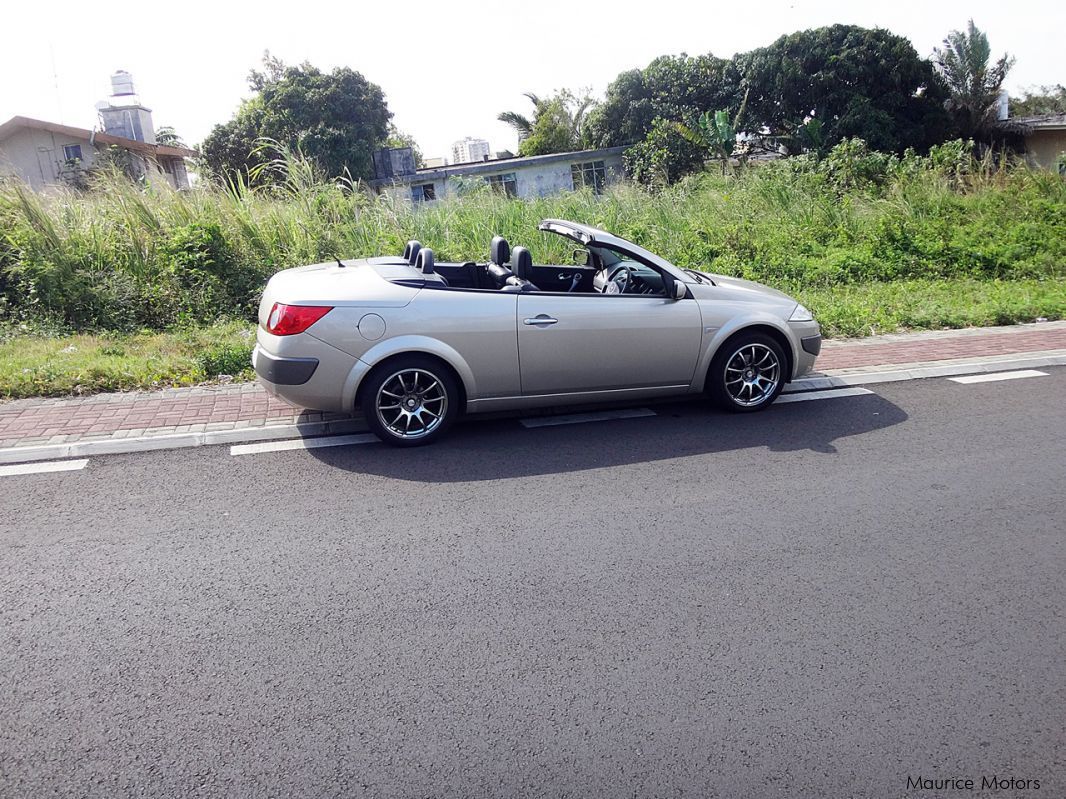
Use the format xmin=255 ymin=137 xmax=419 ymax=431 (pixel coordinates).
xmin=265 ymin=303 xmax=333 ymax=336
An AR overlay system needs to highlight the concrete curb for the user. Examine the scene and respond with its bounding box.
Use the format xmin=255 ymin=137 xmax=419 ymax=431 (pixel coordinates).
xmin=0 ymin=417 xmax=368 ymax=465
xmin=2 ymin=351 xmax=1064 ymax=465
xmin=784 ymin=350 xmax=1066 ymax=393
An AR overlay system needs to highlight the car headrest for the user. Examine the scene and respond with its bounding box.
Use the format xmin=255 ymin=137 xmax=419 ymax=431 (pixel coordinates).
xmin=415 ymin=247 xmax=435 ymax=274
xmin=403 ymin=240 xmax=422 ymax=266
xmin=490 ymin=236 xmax=510 ymax=266
xmin=511 ymin=246 xmax=533 ymax=280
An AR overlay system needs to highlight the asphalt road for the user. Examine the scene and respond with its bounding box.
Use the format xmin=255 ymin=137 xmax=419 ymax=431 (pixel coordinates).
xmin=2 ymin=369 xmax=1064 ymax=798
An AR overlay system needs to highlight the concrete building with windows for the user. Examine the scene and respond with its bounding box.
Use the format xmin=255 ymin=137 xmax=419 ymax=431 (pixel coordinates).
xmin=372 ymin=145 xmax=628 ymax=205
xmin=450 ymin=136 xmax=491 ymax=165
xmin=0 ymin=71 xmax=196 ymax=191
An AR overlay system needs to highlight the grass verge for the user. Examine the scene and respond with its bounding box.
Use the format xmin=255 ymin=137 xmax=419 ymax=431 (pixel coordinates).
xmin=0 ymin=321 xmax=255 ymax=400
xmin=795 ymin=278 xmax=1066 ymax=338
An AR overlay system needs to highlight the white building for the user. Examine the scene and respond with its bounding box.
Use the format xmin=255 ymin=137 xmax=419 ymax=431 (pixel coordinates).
xmin=372 ymin=145 xmax=627 ymax=204
xmin=451 ymin=137 xmax=491 ymax=165
xmin=0 ymin=71 xmax=195 ymax=191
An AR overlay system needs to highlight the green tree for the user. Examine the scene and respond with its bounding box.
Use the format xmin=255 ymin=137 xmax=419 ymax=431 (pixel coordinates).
xmin=736 ymin=25 xmax=951 ymax=154
xmin=201 ymin=53 xmax=391 ymax=182
xmin=498 ymin=90 xmax=596 ymax=156
xmin=933 ymin=20 xmax=1014 ymax=140
xmin=585 ymin=54 xmax=740 ymax=149
xmin=1007 ymin=85 xmax=1066 ymax=117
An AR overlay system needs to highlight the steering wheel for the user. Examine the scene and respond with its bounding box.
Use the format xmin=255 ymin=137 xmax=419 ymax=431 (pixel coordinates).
xmin=602 ymin=265 xmax=631 ymax=294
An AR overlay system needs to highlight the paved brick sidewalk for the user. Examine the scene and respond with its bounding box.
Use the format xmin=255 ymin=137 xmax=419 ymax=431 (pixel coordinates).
xmin=817 ymin=321 xmax=1066 ymax=371
xmin=2 ymin=321 xmax=1064 ymax=453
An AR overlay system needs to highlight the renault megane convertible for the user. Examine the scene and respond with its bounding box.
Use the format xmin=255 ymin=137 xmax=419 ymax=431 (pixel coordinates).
xmin=253 ymin=219 xmax=821 ymax=446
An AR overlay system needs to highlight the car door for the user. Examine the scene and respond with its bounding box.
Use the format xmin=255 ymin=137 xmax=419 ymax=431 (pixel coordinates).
xmin=516 ymin=293 xmax=703 ymax=395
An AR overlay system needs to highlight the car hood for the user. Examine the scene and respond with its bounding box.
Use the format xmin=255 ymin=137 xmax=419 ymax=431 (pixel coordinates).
xmin=704 ymin=273 xmax=796 ymax=303
xmin=685 ymin=272 xmax=798 ymax=315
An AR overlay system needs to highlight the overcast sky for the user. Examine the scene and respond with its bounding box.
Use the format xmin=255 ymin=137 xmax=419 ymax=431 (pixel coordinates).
xmin=2 ymin=0 xmax=1062 ymax=160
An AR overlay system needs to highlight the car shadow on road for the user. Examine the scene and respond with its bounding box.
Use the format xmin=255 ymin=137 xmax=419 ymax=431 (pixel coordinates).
xmin=306 ymin=393 xmax=908 ymax=482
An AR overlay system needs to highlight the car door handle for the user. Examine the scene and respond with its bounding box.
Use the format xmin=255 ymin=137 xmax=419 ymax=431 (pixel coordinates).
xmin=523 ymin=315 xmax=558 ymax=326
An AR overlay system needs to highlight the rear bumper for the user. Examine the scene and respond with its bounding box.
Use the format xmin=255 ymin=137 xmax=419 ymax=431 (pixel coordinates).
xmin=253 ymin=349 xmax=319 ymax=385
xmin=252 ymin=329 xmax=361 ymax=413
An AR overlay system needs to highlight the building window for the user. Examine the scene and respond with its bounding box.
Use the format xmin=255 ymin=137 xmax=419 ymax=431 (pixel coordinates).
xmin=485 ymin=172 xmax=517 ymax=197
xmin=571 ymin=160 xmax=607 ymax=194
xmin=411 ymin=183 xmax=436 ymax=203
xmin=63 ymin=144 xmax=83 ymax=163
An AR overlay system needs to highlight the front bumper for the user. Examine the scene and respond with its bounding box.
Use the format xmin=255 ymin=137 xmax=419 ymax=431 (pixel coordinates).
xmin=801 ymin=334 xmax=822 ymax=356
xmin=788 ymin=320 xmax=821 ymax=378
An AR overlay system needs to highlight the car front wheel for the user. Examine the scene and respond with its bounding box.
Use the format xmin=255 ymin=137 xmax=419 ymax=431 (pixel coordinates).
xmin=708 ymin=333 xmax=787 ymax=412
xmin=362 ymin=356 xmax=459 ymax=446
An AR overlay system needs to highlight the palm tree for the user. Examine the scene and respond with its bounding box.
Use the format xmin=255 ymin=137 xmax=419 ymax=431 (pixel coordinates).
xmin=155 ymin=126 xmax=188 ymax=148
xmin=934 ymin=20 xmax=1014 ymax=139
xmin=497 ymin=93 xmax=545 ymax=141
xmin=498 ymin=91 xmax=597 ymax=155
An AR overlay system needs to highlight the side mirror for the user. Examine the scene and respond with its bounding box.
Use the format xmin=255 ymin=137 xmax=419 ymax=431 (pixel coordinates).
xmin=672 ymin=280 xmax=688 ymax=300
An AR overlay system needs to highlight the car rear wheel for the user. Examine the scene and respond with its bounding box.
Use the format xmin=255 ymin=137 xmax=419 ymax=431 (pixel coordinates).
xmin=708 ymin=332 xmax=786 ymax=412
xmin=362 ymin=356 xmax=459 ymax=447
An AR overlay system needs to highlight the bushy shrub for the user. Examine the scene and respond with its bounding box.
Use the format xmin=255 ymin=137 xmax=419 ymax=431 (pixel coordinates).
xmin=198 ymin=340 xmax=254 ymax=377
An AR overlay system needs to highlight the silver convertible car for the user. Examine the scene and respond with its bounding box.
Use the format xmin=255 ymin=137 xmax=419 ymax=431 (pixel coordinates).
xmin=253 ymin=219 xmax=821 ymax=446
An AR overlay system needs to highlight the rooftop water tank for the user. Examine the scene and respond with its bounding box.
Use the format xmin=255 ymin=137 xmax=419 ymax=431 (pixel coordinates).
xmin=110 ymin=70 xmax=136 ymax=97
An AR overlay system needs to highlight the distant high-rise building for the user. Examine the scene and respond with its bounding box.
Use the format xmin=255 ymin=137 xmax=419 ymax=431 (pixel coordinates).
xmin=451 ymin=137 xmax=491 ymax=164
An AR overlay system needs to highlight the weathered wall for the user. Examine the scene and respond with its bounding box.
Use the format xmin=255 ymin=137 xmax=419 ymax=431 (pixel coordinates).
xmin=1026 ymin=129 xmax=1066 ymax=170
xmin=0 ymin=126 xmax=191 ymax=191
xmin=0 ymin=127 xmax=98 ymax=190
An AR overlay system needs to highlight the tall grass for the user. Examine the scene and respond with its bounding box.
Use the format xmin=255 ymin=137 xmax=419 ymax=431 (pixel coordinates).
xmin=1 ymin=140 xmax=1063 ymax=336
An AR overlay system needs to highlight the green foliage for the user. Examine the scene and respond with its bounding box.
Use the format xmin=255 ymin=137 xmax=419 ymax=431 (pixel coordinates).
xmin=201 ymin=52 xmax=391 ymax=183
xmin=934 ymin=19 xmax=1015 ymax=140
xmin=624 ymin=118 xmax=707 ymax=188
xmin=198 ymin=339 xmax=255 ymax=377
xmin=498 ymin=90 xmax=597 ymax=157
xmin=738 ymin=25 xmax=952 ymax=154
xmin=592 ymin=26 xmax=951 ymax=168
xmin=1010 ymin=85 xmax=1066 ymax=117
xmin=585 ymin=54 xmax=740 ymax=149
xmin=675 ymin=97 xmax=749 ymax=175
xmin=155 ymin=126 xmax=188 ymax=148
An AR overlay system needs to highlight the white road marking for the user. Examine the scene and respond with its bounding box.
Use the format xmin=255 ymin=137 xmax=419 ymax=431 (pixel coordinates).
xmin=948 ymin=370 xmax=1048 ymax=384
xmin=776 ymin=387 xmax=875 ymax=404
xmin=0 ymin=458 xmax=89 ymax=477
xmin=230 ymin=433 xmax=378 ymax=456
xmin=520 ymin=408 xmax=657 ymax=428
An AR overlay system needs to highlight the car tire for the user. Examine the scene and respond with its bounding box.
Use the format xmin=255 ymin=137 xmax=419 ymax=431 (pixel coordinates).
xmin=361 ymin=355 xmax=459 ymax=447
xmin=708 ymin=332 xmax=787 ymax=413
